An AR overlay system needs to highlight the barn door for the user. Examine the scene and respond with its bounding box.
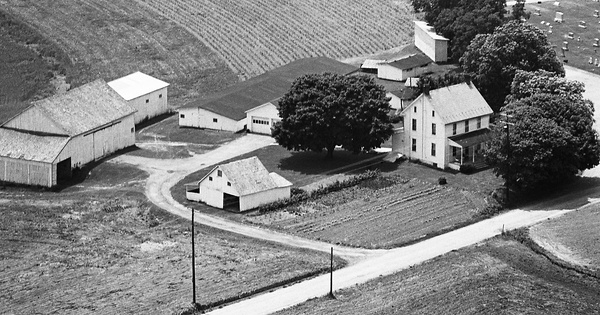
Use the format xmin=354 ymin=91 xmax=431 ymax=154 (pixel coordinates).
xmin=56 ymin=158 xmax=72 ymax=184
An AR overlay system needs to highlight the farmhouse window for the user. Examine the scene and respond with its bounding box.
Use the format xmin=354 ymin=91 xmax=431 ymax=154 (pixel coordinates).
xmin=213 ymin=118 xmax=218 ymax=123
xmin=227 ymin=182 xmax=231 ymax=186
xmin=146 ymin=99 xmax=149 ymax=103
xmin=431 ymin=143 xmax=436 ymax=156
xmin=180 ymin=114 xmax=185 ymax=119
xmin=432 ymin=110 xmax=435 ymax=117
xmin=432 ymin=123 xmax=436 ymax=135
xmin=130 ymin=127 xmax=134 ymax=133
xmin=413 ymin=106 xmax=417 ymax=113
xmin=452 ymin=123 xmax=457 ymax=135
xmin=209 ymin=176 xmax=213 ymax=181
xmin=217 ymin=170 xmax=222 ymax=177
xmin=159 ymin=94 xmax=163 ymax=98
xmin=477 ymin=117 xmax=482 ymax=129
xmin=412 ymin=138 xmax=417 ymax=151
xmin=465 ymin=119 xmax=470 ymax=133
xmin=412 ymin=119 xmax=417 ymax=131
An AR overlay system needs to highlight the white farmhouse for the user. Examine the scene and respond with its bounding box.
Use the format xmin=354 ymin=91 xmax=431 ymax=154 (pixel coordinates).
xmin=392 ymin=82 xmax=493 ymax=170
xmin=185 ymin=157 xmax=292 ymax=212
xmin=414 ymin=21 xmax=449 ymax=63
xmin=377 ymin=54 xmax=432 ymax=82
xmin=178 ymin=57 xmax=357 ymax=135
xmin=108 ymin=71 xmax=169 ymax=124
xmin=0 ymin=79 xmax=136 ymax=187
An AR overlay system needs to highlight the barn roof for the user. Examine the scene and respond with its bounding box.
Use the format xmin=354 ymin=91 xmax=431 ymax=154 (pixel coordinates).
xmin=403 ymin=82 xmax=493 ymax=124
xmin=32 ymin=79 xmax=136 ymax=136
xmin=108 ymin=71 xmax=170 ymax=101
xmin=206 ymin=156 xmax=292 ymax=196
xmin=414 ymin=21 xmax=449 ymax=41
xmin=182 ymin=57 xmax=357 ymax=120
xmin=0 ymin=128 xmax=69 ymax=163
xmin=386 ymin=54 xmax=432 ymax=70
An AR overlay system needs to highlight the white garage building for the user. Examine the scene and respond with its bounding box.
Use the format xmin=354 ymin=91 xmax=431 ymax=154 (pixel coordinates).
xmin=185 ymin=156 xmax=292 ymax=212
xmin=0 ymin=79 xmax=136 ymax=187
xmin=178 ymin=57 xmax=357 ymax=135
xmin=108 ymin=71 xmax=169 ymax=124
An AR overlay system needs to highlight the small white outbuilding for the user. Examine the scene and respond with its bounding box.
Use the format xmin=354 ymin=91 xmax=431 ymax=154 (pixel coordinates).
xmin=108 ymin=71 xmax=169 ymax=124
xmin=185 ymin=156 xmax=292 ymax=212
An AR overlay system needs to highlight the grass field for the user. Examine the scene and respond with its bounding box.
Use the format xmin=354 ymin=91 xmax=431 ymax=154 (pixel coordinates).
xmin=1 ymin=0 xmax=237 ymax=107
xmin=275 ymin=237 xmax=600 ymax=315
xmin=530 ymin=201 xmax=600 ymax=272
xmin=0 ymin=164 xmax=339 ymax=314
xmin=136 ymin=0 xmax=416 ymax=79
xmin=527 ymin=0 xmax=600 ymax=74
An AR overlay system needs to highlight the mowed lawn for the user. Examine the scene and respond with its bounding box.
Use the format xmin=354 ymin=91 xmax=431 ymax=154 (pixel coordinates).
xmin=527 ymin=0 xmax=600 ymax=74
xmin=275 ymin=237 xmax=600 ymax=315
xmin=0 ymin=187 xmax=338 ymax=314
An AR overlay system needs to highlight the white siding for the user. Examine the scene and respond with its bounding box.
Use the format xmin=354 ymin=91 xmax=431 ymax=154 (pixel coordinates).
xmin=415 ymin=22 xmax=448 ymax=63
xmin=198 ymin=167 xmax=240 ymax=209
xmin=387 ymin=93 xmax=402 ymax=110
xmin=0 ymin=157 xmax=53 ymax=187
xmin=377 ymin=64 xmax=405 ymax=81
xmin=246 ymin=103 xmax=280 ymax=134
xmin=239 ymin=187 xmax=291 ymax=211
xmin=127 ymin=87 xmax=168 ymax=124
xmin=178 ymin=108 xmax=244 ymax=132
xmin=3 ymin=107 xmax=66 ymax=135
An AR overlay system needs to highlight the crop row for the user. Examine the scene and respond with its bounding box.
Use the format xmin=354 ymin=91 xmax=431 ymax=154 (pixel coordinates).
xmin=136 ymin=0 xmax=415 ymax=78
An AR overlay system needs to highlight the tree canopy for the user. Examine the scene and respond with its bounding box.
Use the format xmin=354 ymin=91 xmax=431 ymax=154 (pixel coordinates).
xmin=416 ymin=72 xmax=469 ymax=94
xmin=411 ymin=0 xmax=506 ymax=61
xmin=460 ymin=21 xmax=564 ymax=112
xmin=272 ymin=73 xmax=393 ymax=158
xmin=485 ymin=71 xmax=600 ymax=190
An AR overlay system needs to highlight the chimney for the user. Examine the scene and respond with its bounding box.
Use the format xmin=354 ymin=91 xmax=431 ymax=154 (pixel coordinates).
xmin=464 ymin=74 xmax=472 ymax=85
xmin=423 ymin=85 xmax=430 ymax=95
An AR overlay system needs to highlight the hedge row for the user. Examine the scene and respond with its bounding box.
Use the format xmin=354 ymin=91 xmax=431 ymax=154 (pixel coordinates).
xmin=257 ymin=169 xmax=381 ymax=214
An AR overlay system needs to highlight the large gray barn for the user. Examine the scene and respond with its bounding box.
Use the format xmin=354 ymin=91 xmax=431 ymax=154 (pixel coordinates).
xmin=0 ymin=79 xmax=136 ymax=187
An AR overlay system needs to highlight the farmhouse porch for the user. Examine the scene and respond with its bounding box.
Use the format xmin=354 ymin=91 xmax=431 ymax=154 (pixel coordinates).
xmin=447 ymin=129 xmax=491 ymax=171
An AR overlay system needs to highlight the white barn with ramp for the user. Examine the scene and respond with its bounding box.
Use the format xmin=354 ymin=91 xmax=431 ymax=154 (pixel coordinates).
xmin=0 ymin=79 xmax=136 ymax=187
xmin=185 ymin=156 xmax=292 ymax=212
xmin=108 ymin=71 xmax=169 ymax=124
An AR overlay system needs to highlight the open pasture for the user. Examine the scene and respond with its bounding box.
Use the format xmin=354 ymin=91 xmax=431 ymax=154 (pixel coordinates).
xmin=1 ymin=0 xmax=237 ymax=106
xmin=136 ymin=0 xmax=416 ymax=79
xmin=0 ymin=188 xmax=336 ymax=314
xmin=527 ymin=0 xmax=600 ymax=74
xmin=246 ymin=175 xmax=482 ymax=249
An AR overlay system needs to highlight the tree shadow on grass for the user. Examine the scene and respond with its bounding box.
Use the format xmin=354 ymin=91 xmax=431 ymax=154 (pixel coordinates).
xmin=514 ymin=176 xmax=600 ymax=211
xmin=277 ymin=149 xmax=384 ymax=176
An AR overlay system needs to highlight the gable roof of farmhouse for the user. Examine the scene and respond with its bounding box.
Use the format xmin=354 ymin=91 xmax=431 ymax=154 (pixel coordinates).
xmin=25 ymin=79 xmax=136 ymax=136
xmin=0 ymin=128 xmax=69 ymax=163
xmin=182 ymin=57 xmax=357 ymax=120
xmin=404 ymin=82 xmax=493 ymax=124
xmin=108 ymin=71 xmax=170 ymax=101
xmin=202 ymin=156 xmax=292 ymax=196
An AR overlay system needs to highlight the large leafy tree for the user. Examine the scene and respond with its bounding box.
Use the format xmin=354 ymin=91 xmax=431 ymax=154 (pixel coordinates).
xmin=272 ymin=73 xmax=393 ymax=158
xmin=411 ymin=0 xmax=506 ymax=61
xmin=485 ymin=105 xmax=576 ymax=190
xmin=486 ymin=92 xmax=600 ymax=190
xmin=460 ymin=21 xmax=564 ymax=112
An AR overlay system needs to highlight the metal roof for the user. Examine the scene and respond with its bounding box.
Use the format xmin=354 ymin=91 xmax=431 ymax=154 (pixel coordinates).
xmin=202 ymin=156 xmax=291 ymax=196
xmin=107 ymin=71 xmax=170 ymax=101
xmin=182 ymin=57 xmax=357 ymax=120
xmin=32 ymin=79 xmax=136 ymax=136
xmin=0 ymin=128 xmax=69 ymax=163
xmin=406 ymin=82 xmax=493 ymax=124
xmin=386 ymin=54 xmax=432 ymax=70
xmin=361 ymin=59 xmax=385 ymax=69
xmin=449 ymin=128 xmax=492 ymax=148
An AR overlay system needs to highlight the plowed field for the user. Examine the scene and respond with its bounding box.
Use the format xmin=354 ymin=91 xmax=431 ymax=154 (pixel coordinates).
xmin=246 ymin=176 xmax=485 ymax=248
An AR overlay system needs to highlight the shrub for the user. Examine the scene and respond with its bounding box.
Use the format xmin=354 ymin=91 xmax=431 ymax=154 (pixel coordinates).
xmin=438 ymin=177 xmax=447 ymax=185
xmin=459 ymin=164 xmax=476 ymax=174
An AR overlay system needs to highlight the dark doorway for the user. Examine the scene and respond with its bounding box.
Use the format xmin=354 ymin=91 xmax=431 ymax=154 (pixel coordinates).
xmin=223 ymin=193 xmax=240 ymax=212
xmin=56 ymin=158 xmax=72 ymax=184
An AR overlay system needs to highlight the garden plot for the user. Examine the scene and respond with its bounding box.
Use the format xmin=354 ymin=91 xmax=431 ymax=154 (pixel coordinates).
xmin=245 ymin=176 xmax=482 ymax=248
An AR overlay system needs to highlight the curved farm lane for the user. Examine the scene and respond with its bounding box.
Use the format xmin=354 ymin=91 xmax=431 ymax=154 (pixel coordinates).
xmin=111 ymin=134 xmax=378 ymax=262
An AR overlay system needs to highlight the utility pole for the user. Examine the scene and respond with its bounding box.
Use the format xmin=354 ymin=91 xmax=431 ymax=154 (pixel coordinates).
xmin=191 ymin=208 xmax=197 ymax=308
xmin=500 ymin=113 xmax=514 ymax=207
xmin=328 ymin=247 xmax=335 ymax=299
